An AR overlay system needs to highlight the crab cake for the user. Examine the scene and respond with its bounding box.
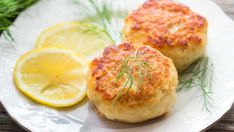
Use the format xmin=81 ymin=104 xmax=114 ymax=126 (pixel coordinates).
xmin=87 ymin=43 xmax=178 ymax=123
xmin=123 ymin=0 xmax=208 ymax=72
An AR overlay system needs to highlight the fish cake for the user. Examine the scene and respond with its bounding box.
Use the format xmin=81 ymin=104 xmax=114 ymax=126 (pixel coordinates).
xmin=87 ymin=43 xmax=178 ymax=123
xmin=123 ymin=0 xmax=208 ymax=72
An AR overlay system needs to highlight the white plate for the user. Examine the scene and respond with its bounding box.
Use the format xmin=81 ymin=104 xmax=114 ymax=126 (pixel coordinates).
xmin=0 ymin=0 xmax=234 ymax=131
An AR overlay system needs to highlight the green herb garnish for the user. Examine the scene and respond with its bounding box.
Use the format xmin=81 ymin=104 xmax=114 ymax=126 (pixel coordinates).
xmin=74 ymin=0 xmax=128 ymax=43
xmin=112 ymin=51 xmax=150 ymax=103
xmin=178 ymin=57 xmax=214 ymax=112
xmin=0 ymin=0 xmax=38 ymax=41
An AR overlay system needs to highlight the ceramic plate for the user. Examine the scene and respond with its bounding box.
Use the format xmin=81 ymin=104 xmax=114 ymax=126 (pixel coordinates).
xmin=0 ymin=0 xmax=234 ymax=131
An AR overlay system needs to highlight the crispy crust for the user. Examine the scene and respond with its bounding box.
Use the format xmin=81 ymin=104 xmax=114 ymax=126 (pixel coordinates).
xmin=124 ymin=0 xmax=208 ymax=47
xmin=88 ymin=43 xmax=177 ymax=106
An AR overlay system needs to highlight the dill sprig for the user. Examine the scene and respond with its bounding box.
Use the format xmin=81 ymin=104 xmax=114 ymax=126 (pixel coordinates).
xmin=0 ymin=0 xmax=38 ymax=41
xmin=76 ymin=22 xmax=114 ymax=43
xmin=112 ymin=51 xmax=150 ymax=103
xmin=74 ymin=0 xmax=128 ymax=43
xmin=178 ymin=57 xmax=214 ymax=112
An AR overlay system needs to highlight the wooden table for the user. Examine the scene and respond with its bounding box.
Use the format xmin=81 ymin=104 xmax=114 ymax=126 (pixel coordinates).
xmin=0 ymin=0 xmax=233 ymax=131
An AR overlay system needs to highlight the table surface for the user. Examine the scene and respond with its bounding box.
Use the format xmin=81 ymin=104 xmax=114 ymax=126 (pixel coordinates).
xmin=0 ymin=0 xmax=234 ymax=131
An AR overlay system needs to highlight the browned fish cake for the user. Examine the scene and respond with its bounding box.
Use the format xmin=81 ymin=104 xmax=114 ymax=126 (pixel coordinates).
xmin=123 ymin=0 xmax=208 ymax=72
xmin=87 ymin=43 xmax=178 ymax=123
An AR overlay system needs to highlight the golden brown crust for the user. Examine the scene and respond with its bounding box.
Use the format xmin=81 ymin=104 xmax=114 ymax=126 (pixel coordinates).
xmin=89 ymin=43 xmax=176 ymax=106
xmin=124 ymin=0 xmax=208 ymax=47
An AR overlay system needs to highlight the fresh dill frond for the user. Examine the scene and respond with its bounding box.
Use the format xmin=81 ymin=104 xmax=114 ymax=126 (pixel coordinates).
xmin=0 ymin=0 xmax=38 ymax=41
xmin=112 ymin=51 xmax=150 ymax=103
xmin=178 ymin=57 xmax=214 ymax=112
xmin=74 ymin=0 xmax=129 ymax=43
xmin=76 ymin=22 xmax=114 ymax=43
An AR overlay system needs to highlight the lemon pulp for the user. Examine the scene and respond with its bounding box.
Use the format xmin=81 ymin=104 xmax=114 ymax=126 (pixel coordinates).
xmin=36 ymin=21 xmax=113 ymax=61
xmin=14 ymin=48 xmax=87 ymax=107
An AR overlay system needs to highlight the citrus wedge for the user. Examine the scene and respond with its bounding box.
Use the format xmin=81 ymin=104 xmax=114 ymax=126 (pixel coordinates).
xmin=14 ymin=48 xmax=87 ymax=107
xmin=35 ymin=21 xmax=113 ymax=61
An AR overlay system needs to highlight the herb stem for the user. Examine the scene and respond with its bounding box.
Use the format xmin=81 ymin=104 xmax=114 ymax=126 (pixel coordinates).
xmin=0 ymin=0 xmax=38 ymax=41
xmin=178 ymin=57 xmax=214 ymax=112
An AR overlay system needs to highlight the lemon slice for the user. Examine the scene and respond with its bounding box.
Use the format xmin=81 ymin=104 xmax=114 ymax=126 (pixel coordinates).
xmin=14 ymin=48 xmax=87 ymax=107
xmin=35 ymin=21 xmax=113 ymax=61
